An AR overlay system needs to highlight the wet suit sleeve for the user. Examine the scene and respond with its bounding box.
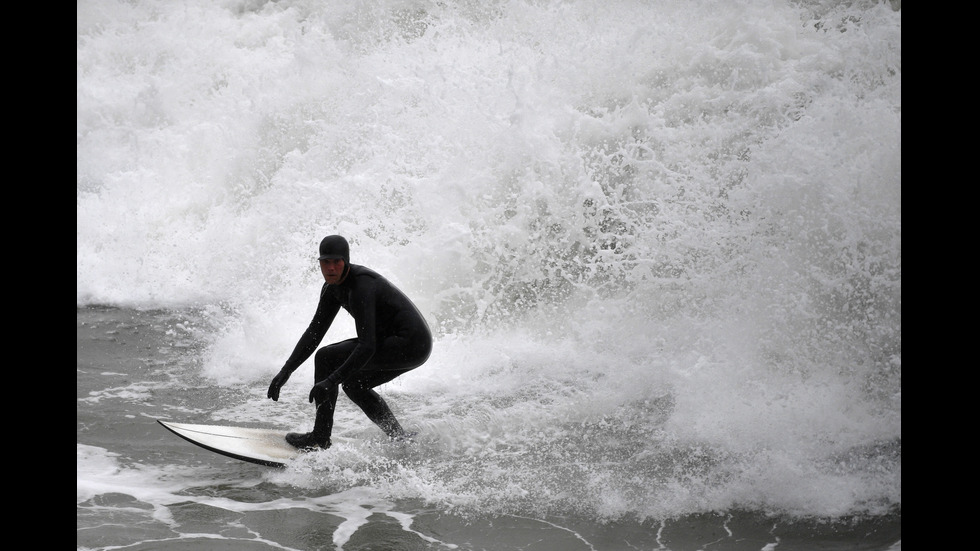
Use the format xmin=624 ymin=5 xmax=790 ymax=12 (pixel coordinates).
xmin=314 ymin=276 xmax=379 ymax=388
xmin=281 ymin=284 xmax=341 ymax=374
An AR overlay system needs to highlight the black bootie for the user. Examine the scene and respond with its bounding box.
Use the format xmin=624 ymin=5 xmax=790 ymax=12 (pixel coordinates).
xmin=285 ymin=431 xmax=330 ymax=451
xmin=285 ymin=395 xmax=335 ymax=451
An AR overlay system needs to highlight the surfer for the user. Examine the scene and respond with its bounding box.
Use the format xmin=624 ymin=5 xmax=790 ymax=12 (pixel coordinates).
xmin=266 ymin=235 xmax=433 ymax=450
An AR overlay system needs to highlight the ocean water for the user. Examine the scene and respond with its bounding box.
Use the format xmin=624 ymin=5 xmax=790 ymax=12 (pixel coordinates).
xmin=76 ymin=0 xmax=901 ymax=549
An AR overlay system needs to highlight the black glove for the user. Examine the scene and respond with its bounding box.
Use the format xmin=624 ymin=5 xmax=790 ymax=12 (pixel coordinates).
xmin=309 ymin=381 xmax=329 ymax=404
xmin=267 ymin=368 xmax=292 ymax=401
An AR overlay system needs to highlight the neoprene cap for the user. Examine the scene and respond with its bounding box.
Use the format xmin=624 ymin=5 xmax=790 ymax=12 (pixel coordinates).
xmin=318 ymin=235 xmax=350 ymax=263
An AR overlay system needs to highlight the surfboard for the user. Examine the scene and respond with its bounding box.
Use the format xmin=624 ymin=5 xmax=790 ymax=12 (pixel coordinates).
xmin=157 ymin=420 xmax=301 ymax=468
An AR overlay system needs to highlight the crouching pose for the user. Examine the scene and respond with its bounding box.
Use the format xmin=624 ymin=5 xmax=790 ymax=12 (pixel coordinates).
xmin=267 ymin=235 xmax=432 ymax=450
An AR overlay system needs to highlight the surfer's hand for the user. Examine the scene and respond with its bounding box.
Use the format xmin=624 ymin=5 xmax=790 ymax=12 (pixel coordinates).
xmin=309 ymin=383 xmax=328 ymax=404
xmin=267 ymin=369 xmax=291 ymax=401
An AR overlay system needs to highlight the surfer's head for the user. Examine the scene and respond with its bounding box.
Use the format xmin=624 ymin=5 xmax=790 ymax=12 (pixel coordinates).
xmin=318 ymin=235 xmax=350 ymax=263
xmin=318 ymin=235 xmax=350 ymax=284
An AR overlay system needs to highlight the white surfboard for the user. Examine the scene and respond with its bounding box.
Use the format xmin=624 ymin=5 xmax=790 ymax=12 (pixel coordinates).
xmin=158 ymin=420 xmax=301 ymax=468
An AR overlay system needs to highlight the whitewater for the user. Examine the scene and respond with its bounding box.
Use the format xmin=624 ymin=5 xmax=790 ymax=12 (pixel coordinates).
xmin=77 ymin=1 xmax=901 ymax=549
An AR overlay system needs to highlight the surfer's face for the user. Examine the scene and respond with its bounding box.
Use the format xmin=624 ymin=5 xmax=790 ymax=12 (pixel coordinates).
xmin=320 ymin=258 xmax=346 ymax=284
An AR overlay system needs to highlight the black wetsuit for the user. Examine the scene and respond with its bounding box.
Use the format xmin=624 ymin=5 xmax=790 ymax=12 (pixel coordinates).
xmin=278 ymin=264 xmax=432 ymax=444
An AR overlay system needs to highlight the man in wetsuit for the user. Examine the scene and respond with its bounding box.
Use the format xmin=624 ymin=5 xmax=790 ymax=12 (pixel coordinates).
xmin=266 ymin=235 xmax=433 ymax=450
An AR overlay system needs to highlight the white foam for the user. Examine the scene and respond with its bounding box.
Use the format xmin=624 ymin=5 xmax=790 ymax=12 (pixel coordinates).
xmin=78 ymin=0 xmax=901 ymax=523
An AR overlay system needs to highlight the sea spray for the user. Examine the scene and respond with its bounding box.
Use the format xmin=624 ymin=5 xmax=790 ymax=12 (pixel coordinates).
xmin=78 ymin=0 xmax=900 ymax=522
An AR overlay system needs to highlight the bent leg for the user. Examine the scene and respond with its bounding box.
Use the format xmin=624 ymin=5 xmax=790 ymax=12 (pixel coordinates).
xmin=341 ymin=336 xmax=430 ymax=439
xmin=309 ymin=334 xmax=430 ymax=441
xmin=343 ymin=382 xmax=408 ymax=438
xmin=309 ymin=383 xmax=338 ymax=444
xmin=287 ymin=340 xmax=357 ymax=449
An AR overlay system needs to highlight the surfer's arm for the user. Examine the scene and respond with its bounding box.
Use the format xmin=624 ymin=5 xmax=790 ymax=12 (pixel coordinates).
xmin=281 ymin=299 xmax=340 ymax=373
xmin=268 ymin=286 xmax=340 ymax=401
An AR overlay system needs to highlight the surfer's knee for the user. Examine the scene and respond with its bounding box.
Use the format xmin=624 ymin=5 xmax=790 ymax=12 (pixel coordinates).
xmin=314 ymin=346 xmax=339 ymax=366
xmin=342 ymin=381 xmax=375 ymax=404
xmin=314 ymin=346 xmax=347 ymax=379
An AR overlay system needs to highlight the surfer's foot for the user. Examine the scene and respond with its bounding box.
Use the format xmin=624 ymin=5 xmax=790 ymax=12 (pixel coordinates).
xmin=285 ymin=432 xmax=330 ymax=451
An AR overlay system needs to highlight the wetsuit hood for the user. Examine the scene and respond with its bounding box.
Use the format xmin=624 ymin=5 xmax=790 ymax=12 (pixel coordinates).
xmin=318 ymin=235 xmax=350 ymax=263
